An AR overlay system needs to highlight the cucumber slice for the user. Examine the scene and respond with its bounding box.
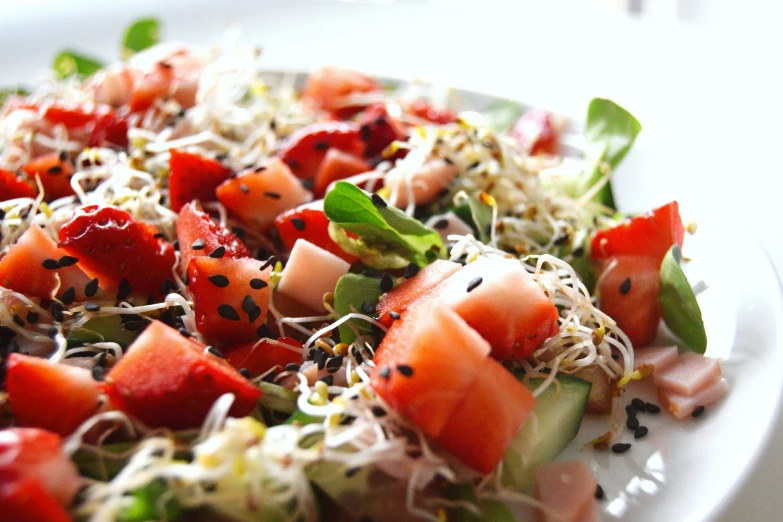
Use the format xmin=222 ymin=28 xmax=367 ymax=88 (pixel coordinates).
xmin=502 ymin=375 xmax=592 ymax=492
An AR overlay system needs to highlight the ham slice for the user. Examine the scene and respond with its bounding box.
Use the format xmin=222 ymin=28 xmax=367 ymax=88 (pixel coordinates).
xmin=633 ymin=345 xmax=679 ymax=374
xmin=658 ymin=378 xmax=729 ymax=419
xmin=535 ymin=460 xmax=599 ymax=522
xmin=653 ymin=352 xmax=722 ymax=396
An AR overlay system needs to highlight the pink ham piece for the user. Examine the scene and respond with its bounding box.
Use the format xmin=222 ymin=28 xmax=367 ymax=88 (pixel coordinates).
xmin=658 ymin=378 xmax=729 ymax=419
xmin=633 ymin=345 xmax=679 ymax=374
xmin=653 ymin=352 xmax=722 ymax=396
xmin=535 ymin=460 xmax=599 ymax=522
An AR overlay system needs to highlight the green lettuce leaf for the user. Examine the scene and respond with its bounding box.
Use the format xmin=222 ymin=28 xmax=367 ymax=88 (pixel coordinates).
xmin=658 ymin=244 xmax=707 ymax=353
xmin=123 ymin=18 xmax=161 ymax=58
xmin=53 ymin=51 xmax=104 ymax=79
xmin=333 ymin=273 xmax=384 ymax=344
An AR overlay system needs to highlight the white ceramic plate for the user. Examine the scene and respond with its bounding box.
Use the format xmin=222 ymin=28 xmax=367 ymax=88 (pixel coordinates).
xmin=2 ymin=2 xmax=782 ymax=521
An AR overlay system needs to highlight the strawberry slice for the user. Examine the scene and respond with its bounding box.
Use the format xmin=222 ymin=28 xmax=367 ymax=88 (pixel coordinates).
xmin=0 ymin=473 xmax=73 ymax=522
xmin=188 ymin=257 xmax=273 ymax=343
xmin=279 ymin=122 xmax=365 ymax=179
xmin=357 ymin=103 xmax=407 ymax=160
xmin=88 ymin=110 xmax=129 ymax=149
xmin=0 ymin=224 xmax=97 ymax=301
xmin=168 ymin=149 xmax=232 ymax=213
xmin=21 ymin=152 xmax=75 ymax=202
xmin=102 ymin=320 xmax=262 ymax=429
xmin=58 ymin=205 xmax=177 ymax=299
xmin=0 ymin=427 xmax=82 ymax=507
xmin=176 ymin=202 xmax=252 ymax=274
xmin=5 ymin=354 xmax=103 ymax=437
xmin=273 ymin=201 xmax=357 ymax=264
xmin=0 ymin=169 xmax=36 ymax=201
xmin=224 ymin=337 xmax=303 ymax=378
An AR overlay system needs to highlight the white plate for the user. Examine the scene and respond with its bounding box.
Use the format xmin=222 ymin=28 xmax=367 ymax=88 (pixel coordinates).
xmin=2 ymin=2 xmax=782 ymax=521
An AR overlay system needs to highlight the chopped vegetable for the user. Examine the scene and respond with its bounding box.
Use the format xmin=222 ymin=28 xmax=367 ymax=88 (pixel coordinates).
xmin=53 ymin=51 xmax=104 ymax=79
xmin=122 ymin=18 xmax=161 ymax=58
xmin=658 ymin=245 xmax=708 ymax=353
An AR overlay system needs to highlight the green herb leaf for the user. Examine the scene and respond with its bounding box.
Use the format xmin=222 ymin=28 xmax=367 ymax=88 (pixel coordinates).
xmin=0 ymin=87 xmax=30 ymax=106
xmin=258 ymin=381 xmax=298 ymax=415
xmin=446 ymin=483 xmax=516 ymax=522
xmin=117 ymin=480 xmax=182 ymax=522
xmin=481 ymin=99 xmax=524 ymax=132
xmin=333 ymin=273 xmax=384 ymax=344
xmin=53 ymin=51 xmax=104 ymax=79
xmin=582 ymin=98 xmax=642 ymax=209
xmin=123 ymin=18 xmax=161 ymax=58
xmin=324 ymin=182 xmax=445 ymax=269
xmin=658 ymin=245 xmax=707 ymax=353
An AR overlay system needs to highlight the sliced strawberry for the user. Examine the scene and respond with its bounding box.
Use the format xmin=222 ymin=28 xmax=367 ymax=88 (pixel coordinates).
xmin=0 ymin=427 xmax=82 ymax=507
xmin=0 ymin=473 xmax=73 ymax=522
xmin=102 ymin=320 xmax=262 ymax=429
xmin=273 ymin=201 xmax=357 ymax=264
xmin=0 ymin=169 xmax=36 ymax=201
xmin=357 ymin=103 xmax=407 ymax=160
xmin=279 ymin=122 xmax=365 ymax=180
xmin=0 ymin=224 xmax=96 ymax=301
xmin=58 ymin=205 xmax=177 ymax=299
xmin=168 ymin=149 xmax=232 ymax=212
xmin=176 ymin=202 xmax=251 ymax=273
xmin=406 ymin=99 xmax=458 ymax=125
xmin=511 ymin=109 xmax=559 ymax=156
xmin=313 ymin=148 xmax=371 ymax=198
xmin=42 ymin=104 xmax=95 ymax=129
xmin=189 ymin=257 xmax=273 ymax=344
xmin=224 ymin=337 xmax=303 ymax=378
xmin=216 ymin=158 xmax=311 ymax=230
xmin=6 ymin=354 xmax=103 ymax=437
xmin=21 ymin=152 xmax=75 ymax=202
xmin=301 ymin=66 xmax=380 ymax=115
xmin=88 ymin=110 xmax=129 ymax=149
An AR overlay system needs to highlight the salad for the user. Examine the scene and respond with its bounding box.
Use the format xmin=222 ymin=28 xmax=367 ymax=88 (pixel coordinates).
xmin=0 ymin=18 xmax=725 ymax=522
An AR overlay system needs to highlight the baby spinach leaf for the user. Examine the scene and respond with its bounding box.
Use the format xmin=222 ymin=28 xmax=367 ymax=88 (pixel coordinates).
xmin=333 ymin=273 xmax=384 ymax=344
xmin=658 ymin=244 xmax=707 ymax=353
xmin=123 ymin=18 xmax=161 ymax=58
xmin=53 ymin=51 xmax=104 ymax=79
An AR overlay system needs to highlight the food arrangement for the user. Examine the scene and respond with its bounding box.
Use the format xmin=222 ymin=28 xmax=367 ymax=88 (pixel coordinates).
xmin=0 ymin=18 xmax=726 ymax=522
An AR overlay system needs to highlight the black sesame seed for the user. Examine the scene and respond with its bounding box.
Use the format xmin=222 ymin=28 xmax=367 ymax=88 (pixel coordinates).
xmin=231 ymin=226 xmax=246 ymax=239
xmin=238 ymin=368 xmax=252 ymax=379
xmin=58 ymin=287 xmax=75 ymax=305
xmin=379 ymin=366 xmax=391 ymax=379
xmin=404 ymin=263 xmax=420 ymax=279
xmin=553 ymin=234 xmax=570 ymax=246
xmin=84 ymin=278 xmax=99 ymax=298
xmin=285 ymin=363 xmax=301 ymax=372
xmin=290 ymin=217 xmax=306 ymax=231
xmin=388 ymin=311 xmax=401 ymax=320
xmin=208 ymin=246 xmax=226 ymax=258
xmin=0 ymin=209 xmax=5 ymax=220
xmin=84 ymin=302 xmax=101 ymax=313
xmin=572 ymin=246 xmax=585 ymax=257
xmin=326 ymin=355 xmax=344 ymax=369
xmin=645 ymin=402 xmax=661 ymax=414
xmin=262 ymin=372 xmax=277 ymax=383
xmin=191 ymin=238 xmax=206 ymax=250
xmin=47 ymin=326 xmax=59 ymax=338
xmin=58 ymin=151 xmax=69 ymax=162
xmin=50 ymin=301 xmax=64 ymax=322
xmin=314 ymin=349 xmax=327 ymax=370
xmin=259 ymin=256 xmax=276 ymax=271
xmin=611 ymin=443 xmax=632 ymax=454
xmin=173 ymin=240 xmax=180 ymax=251
xmin=360 ymin=124 xmax=372 ymax=141
xmin=692 ymin=405 xmax=705 ymax=418
xmin=153 ymin=232 xmax=166 ymax=239
xmin=239 ymin=184 xmax=249 ymax=194
xmin=380 ymin=272 xmax=393 ymax=293
xmin=352 ymin=349 xmax=364 ymax=365
xmin=48 ymin=165 xmax=63 ymax=175
xmin=466 ymin=277 xmax=483 ymax=293
xmin=631 ymin=398 xmax=646 ymax=412
xmin=314 ymin=140 xmax=330 ymax=151
xmin=318 ymin=375 xmax=334 ymax=386
xmin=626 ymin=416 xmax=640 ymax=431
xmin=263 ymin=191 xmax=281 ymax=200
xmin=26 ymin=311 xmax=38 ymax=324
xmin=207 ymin=346 xmax=226 ymax=359
xmin=178 ymin=328 xmax=193 ymax=338
xmin=208 ymin=274 xmax=230 ymax=288
xmin=249 ymin=278 xmax=268 ymax=290
xmin=625 ymin=404 xmax=637 ymax=418
xmin=91 ymin=365 xmax=106 ymax=381
xmin=619 ymin=277 xmax=631 ymax=295
xmin=42 ymin=258 xmax=59 ymax=270
xmin=371 ymin=193 xmax=388 ymax=209
xmin=396 ymin=364 xmax=414 ymax=377
xmin=360 ymin=301 xmax=376 ymax=315
xmin=634 ymin=426 xmax=649 ymax=439
xmin=12 ymin=314 xmax=24 ymax=327
xmin=256 ymin=324 xmax=271 ymax=338
xmin=595 ymin=484 xmax=605 ymax=500
xmin=218 ymin=304 xmax=240 ymax=321
xmin=117 ymin=278 xmax=132 ymax=300
xmin=467 ymin=161 xmax=480 ymax=170
xmin=371 ymin=406 xmax=387 ymax=417
xmin=246 ymin=303 xmax=260 ymax=323
xmin=58 ymin=255 xmax=79 ymax=267
xmin=345 ymin=466 xmax=361 ymax=477
xmin=242 ymin=295 xmax=257 ymax=313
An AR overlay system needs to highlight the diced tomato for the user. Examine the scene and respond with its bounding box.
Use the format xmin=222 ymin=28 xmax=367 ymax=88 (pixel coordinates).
xmin=0 ymin=224 xmax=96 ymax=301
xmin=168 ymin=150 xmax=232 ymax=212
xmin=435 ymin=357 xmax=536 ymax=473
xmin=590 ymin=201 xmax=685 ymax=265
xmin=370 ymin=303 xmax=491 ymax=437
xmin=273 ymin=201 xmax=357 ymax=264
xmin=176 ymin=202 xmax=251 ymax=273
xmin=437 ymin=257 xmax=560 ymax=360
xmin=0 ymin=473 xmax=73 ymax=522
xmin=301 ymin=66 xmax=380 ymax=115
xmin=58 ymin=205 xmax=177 ymax=299
xmin=376 ymin=259 xmax=461 ymax=327
xmin=21 ymin=152 xmax=75 ymax=201
xmin=313 ymin=148 xmax=371 ymax=198
xmin=102 ymin=320 xmax=262 ymax=429
xmin=0 ymin=169 xmax=36 ymax=201
xmin=596 ymin=255 xmax=661 ymax=347
xmin=279 ymin=122 xmax=365 ymax=180
xmin=216 ymin=158 xmax=311 ymax=229
xmin=5 ymin=354 xmax=103 ymax=437
xmin=406 ymin=99 xmax=458 ymax=125
xmin=535 ymin=460 xmax=599 ymax=522
xmin=42 ymin=104 xmax=96 ymax=129
xmin=510 ymin=109 xmax=559 ymax=156
xmin=0 ymin=427 xmax=82 ymax=507
xmin=188 ymin=257 xmax=272 ymax=344
xmin=357 ymin=103 xmax=407 ymax=160
xmin=225 ymin=337 xmax=303 ymax=378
